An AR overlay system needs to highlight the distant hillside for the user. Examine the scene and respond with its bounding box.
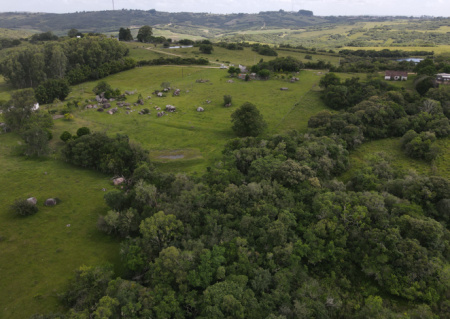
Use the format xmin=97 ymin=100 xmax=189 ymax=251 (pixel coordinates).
xmin=0 ymin=27 xmax=33 ymax=39
xmin=0 ymin=10 xmax=328 ymax=34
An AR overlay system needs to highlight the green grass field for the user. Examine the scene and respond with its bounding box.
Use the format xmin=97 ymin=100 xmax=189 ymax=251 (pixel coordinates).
xmin=0 ymin=133 xmax=121 ymax=319
xmin=67 ymin=66 xmax=322 ymax=173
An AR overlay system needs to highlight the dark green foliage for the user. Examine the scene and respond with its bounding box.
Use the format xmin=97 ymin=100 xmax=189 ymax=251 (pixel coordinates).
xmin=257 ymin=56 xmax=303 ymax=72
xmin=178 ymin=39 xmax=194 ymax=45
xmin=1 ymin=37 xmax=132 ymax=88
xmin=10 ymin=199 xmax=38 ymax=216
xmin=58 ymin=125 xmax=450 ymax=318
xmin=231 ymin=102 xmax=267 ymax=137
xmin=60 ymin=131 xmax=72 ymax=142
xmin=61 ymin=264 xmax=114 ymax=311
xmin=62 ymin=132 xmax=150 ymax=176
xmin=0 ymin=38 xmax=21 ymax=50
xmin=414 ymin=58 xmax=437 ymax=76
xmin=21 ymin=127 xmax=50 ymax=157
xmin=257 ymin=69 xmax=270 ymax=79
xmin=0 ymin=88 xmax=36 ymax=131
xmin=92 ymin=81 xmax=119 ymax=98
xmin=35 ymin=79 xmax=70 ymax=104
xmin=30 ymin=31 xmax=58 ymax=43
xmin=137 ymin=57 xmax=208 ymax=66
xmin=199 ymin=44 xmax=213 ymax=54
xmin=252 ymin=44 xmax=278 ymax=56
xmin=319 ymin=72 xmax=340 ymax=88
xmin=118 ymin=27 xmax=133 ymax=41
xmin=401 ymin=130 xmax=439 ymax=161
xmin=67 ymin=28 xmax=79 ymax=38
xmin=223 ymin=95 xmax=232 ymax=106
xmin=76 ymin=127 xmax=90 ymax=137
xmin=137 ymin=25 xmax=153 ymax=43
xmin=227 ymin=66 xmax=239 ymax=76
xmin=414 ymin=75 xmax=436 ymax=96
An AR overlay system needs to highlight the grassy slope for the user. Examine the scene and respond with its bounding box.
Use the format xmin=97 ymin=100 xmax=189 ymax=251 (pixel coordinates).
xmin=0 ymin=133 xmax=121 ymax=319
xmin=68 ymin=66 xmax=321 ymax=173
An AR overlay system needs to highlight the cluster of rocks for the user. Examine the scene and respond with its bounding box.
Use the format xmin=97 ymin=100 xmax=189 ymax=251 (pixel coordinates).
xmin=95 ymin=93 xmax=110 ymax=104
xmin=107 ymin=107 xmax=118 ymax=115
xmin=197 ymin=107 xmax=204 ymax=112
xmin=227 ymin=80 xmax=234 ymax=83
xmin=290 ymin=77 xmax=300 ymax=82
xmin=173 ymin=89 xmax=181 ymax=96
xmin=116 ymin=102 xmax=131 ymax=107
xmin=196 ymin=79 xmax=210 ymax=83
xmin=166 ymin=105 xmax=176 ymax=112
xmin=205 ymin=100 xmax=211 ymax=104
xmin=124 ymin=90 xmax=137 ymax=95
xmin=26 ymin=197 xmax=58 ymax=207
xmin=138 ymin=108 xmax=150 ymax=115
xmin=157 ymin=111 xmax=167 ymax=117
xmin=280 ymin=87 xmax=289 ymax=91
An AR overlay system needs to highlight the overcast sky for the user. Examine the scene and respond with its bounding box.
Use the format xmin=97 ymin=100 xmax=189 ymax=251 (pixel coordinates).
xmin=2 ymin=0 xmax=449 ymax=16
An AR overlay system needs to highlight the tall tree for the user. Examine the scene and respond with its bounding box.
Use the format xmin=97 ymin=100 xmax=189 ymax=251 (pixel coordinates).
xmin=136 ymin=25 xmax=153 ymax=43
xmin=118 ymin=27 xmax=133 ymax=41
xmin=231 ymin=102 xmax=267 ymax=137
xmin=1 ymin=88 xmax=36 ymax=131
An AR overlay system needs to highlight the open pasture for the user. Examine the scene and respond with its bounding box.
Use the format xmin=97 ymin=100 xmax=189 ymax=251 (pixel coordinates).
xmin=0 ymin=133 xmax=121 ymax=319
xmin=68 ymin=66 xmax=322 ymax=172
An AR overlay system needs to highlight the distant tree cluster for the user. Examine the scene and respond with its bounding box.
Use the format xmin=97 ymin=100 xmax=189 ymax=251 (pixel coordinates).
xmin=137 ymin=57 xmax=209 ymax=66
xmin=253 ymin=56 xmax=303 ymax=73
xmin=0 ymin=36 xmax=133 ymax=89
xmin=312 ymin=73 xmax=450 ymax=160
xmin=252 ymin=44 xmax=278 ymax=56
xmin=118 ymin=27 xmax=133 ymax=41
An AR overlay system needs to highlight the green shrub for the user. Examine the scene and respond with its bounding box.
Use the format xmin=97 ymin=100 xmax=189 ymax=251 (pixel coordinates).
xmin=60 ymin=131 xmax=73 ymax=142
xmin=223 ymin=95 xmax=232 ymax=106
xmin=11 ymin=199 xmax=38 ymax=216
xmin=76 ymin=127 xmax=91 ymax=137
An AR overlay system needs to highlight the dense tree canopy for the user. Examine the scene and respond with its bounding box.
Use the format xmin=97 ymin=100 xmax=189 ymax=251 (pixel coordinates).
xmin=118 ymin=27 xmax=133 ymax=41
xmin=0 ymin=36 xmax=132 ymax=89
xmin=231 ymin=102 xmax=267 ymax=137
xmin=137 ymin=25 xmax=153 ymax=43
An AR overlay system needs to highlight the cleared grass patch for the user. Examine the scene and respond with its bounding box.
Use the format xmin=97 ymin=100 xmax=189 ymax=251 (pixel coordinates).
xmin=341 ymin=137 xmax=450 ymax=183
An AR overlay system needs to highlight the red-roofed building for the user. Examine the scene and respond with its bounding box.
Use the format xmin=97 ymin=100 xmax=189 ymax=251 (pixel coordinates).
xmin=385 ymin=70 xmax=408 ymax=81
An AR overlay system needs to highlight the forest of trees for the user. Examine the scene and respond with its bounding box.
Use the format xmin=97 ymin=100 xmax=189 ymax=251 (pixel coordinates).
xmin=27 ymin=72 xmax=450 ymax=318
xmin=0 ymin=36 xmax=134 ymax=89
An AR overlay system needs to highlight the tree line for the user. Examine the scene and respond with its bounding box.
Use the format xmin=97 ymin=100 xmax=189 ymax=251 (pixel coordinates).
xmin=0 ymin=36 xmax=133 ymax=89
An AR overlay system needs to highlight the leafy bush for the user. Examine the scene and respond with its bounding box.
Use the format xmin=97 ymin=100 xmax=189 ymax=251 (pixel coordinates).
xmin=223 ymin=95 xmax=232 ymax=106
xmin=60 ymin=131 xmax=72 ymax=142
xmin=231 ymin=102 xmax=267 ymax=137
xmin=62 ymin=132 xmax=150 ymax=176
xmin=11 ymin=199 xmax=38 ymax=216
xmin=76 ymin=127 xmax=91 ymax=137
xmin=22 ymin=127 xmax=50 ymax=157
xmin=401 ymin=130 xmax=439 ymax=161
xmin=35 ymin=79 xmax=70 ymax=104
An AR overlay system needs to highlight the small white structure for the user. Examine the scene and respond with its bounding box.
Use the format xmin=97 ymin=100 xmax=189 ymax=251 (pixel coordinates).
xmin=32 ymin=103 xmax=39 ymax=111
xmin=385 ymin=70 xmax=408 ymax=81
xmin=436 ymin=73 xmax=450 ymax=84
